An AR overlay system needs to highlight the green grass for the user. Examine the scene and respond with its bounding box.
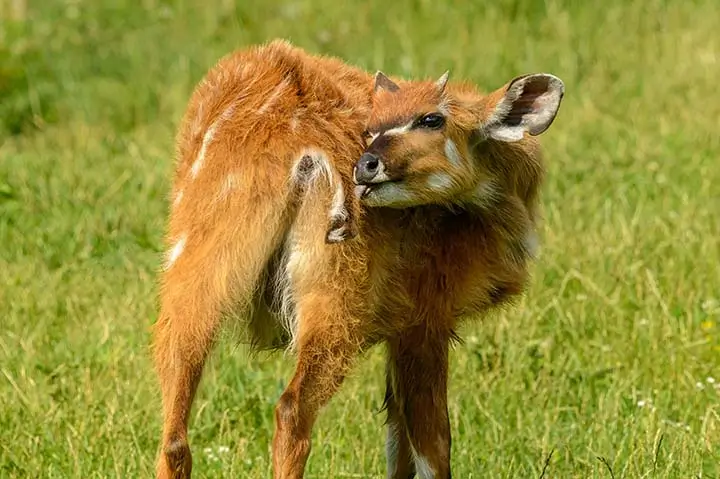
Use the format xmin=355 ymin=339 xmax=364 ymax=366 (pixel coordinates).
xmin=1 ymin=0 xmax=719 ymax=477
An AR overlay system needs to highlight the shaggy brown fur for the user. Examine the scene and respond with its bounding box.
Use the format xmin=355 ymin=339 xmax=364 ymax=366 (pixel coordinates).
xmin=153 ymin=39 xmax=564 ymax=479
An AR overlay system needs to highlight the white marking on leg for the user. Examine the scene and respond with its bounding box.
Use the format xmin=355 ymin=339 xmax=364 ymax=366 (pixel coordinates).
xmin=327 ymin=161 xmax=352 ymax=242
xmin=314 ymin=153 xmax=335 ymax=187
xmin=165 ymin=234 xmax=187 ymax=270
xmin=410 ymin=445 xmax=435 ymax=479
xmin=523 ymin=228 xmax=540 ymax=259
xmin=292 ymin=149 xmax=334 ymax=187
xmin=257 ymin=78 xmax=290 ymax=115
xmin=190 ymin=104 xmax=237 ymax=178
xmin=329 ymin=182 xmax=347 ymax=220
xmin=280 ymin=239 xmax=306 ymax=351
xmin=325 ymin=225 xmax=348 ymax=244
xmin=444 ymin=139 xmax=462 ymax=167
xmin=385 ymin=422 xmax=400 ymax=478
xmin=291 ymin=149 xmax=350 ymax=243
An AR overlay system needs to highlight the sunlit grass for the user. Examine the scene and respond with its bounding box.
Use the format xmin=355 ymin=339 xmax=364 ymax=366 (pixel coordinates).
xmin=1 ymin=0 xmax=719 ymax=477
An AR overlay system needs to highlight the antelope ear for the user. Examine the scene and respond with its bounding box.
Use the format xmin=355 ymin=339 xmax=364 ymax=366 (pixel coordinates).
xmin=482 ymin=74 xmax=565 ymax=142
xmin=374 ymin=71 xmax=400 ymax=93
xmin=435 ymin=71 xmax=449 ymax=92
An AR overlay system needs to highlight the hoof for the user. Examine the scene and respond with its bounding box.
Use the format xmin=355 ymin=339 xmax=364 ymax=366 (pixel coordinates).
xmin=325 ymin=215 xmax=357 ymax=244
xmin=157 ymin=438 xmax=192 ymax=479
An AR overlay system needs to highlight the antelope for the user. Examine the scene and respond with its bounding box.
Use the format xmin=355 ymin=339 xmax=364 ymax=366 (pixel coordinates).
xmin=153 ymin=38 xmax=564 ymax=479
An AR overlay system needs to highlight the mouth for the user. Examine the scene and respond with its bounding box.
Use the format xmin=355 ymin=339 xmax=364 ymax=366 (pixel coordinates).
xmin=354 ymin=184 xmax=373 ymax=199
xmin=354 ymin=179 xmax=401 ymax=200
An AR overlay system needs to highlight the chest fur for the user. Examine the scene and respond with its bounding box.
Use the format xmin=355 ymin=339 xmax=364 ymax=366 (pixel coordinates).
xmin=367 ymin=207 xmax=536 ymax=324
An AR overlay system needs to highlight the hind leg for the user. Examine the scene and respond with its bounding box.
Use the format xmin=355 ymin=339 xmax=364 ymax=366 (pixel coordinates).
xmin=323 ymin=155 xmax=362 ymax=244
xmin=271 ymin=294 xmax=365 ymax=478
xmin=153 ymin=194 xmax=289 ymax=478
xmin=154 ymin=284 xmax=220 ymax=479
xmin=271 ymin=207 xmax=370 ymax=476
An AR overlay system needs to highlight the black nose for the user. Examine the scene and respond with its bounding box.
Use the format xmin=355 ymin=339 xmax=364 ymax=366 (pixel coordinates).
xmin=355 ymin=153 xmax=381 ymax=183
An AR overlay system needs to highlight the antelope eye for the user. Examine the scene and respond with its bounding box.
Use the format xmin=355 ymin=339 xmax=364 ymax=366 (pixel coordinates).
xmin=416 ymin=113 xmax=445 ymax=130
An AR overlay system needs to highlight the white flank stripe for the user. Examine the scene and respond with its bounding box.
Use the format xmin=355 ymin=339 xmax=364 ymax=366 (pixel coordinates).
xmin=173 ymin=190 xmax=184 ymax=208
xmin=290 ymin=108 xmax=303 ymax=132
xmin=218 ymin=173 xmax=239 ymax=200
xmin=190 ymin=104 xmax=236 ymax=178
xmin=165 ymin=234 xmax=187 ymax=270
xmin=257 ymin=79 xmax=290 ymax=115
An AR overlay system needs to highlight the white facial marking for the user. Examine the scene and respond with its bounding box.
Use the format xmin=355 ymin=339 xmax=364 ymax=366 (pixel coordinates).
xmin=257 ymin=78 xmax=290 ymax=115
xmin=363 ymin=182 xmax=419 ymax=208
xmin=444 ymin=139 xmax=462 ymax=167
xmin=385 ymin=422 xmax=400 ymax=477
xmin=190 ymin=104 xmax=236 ymax=178
xmin=438 ymin=100 xmax=450 ymax=116
xmin=165 ymin=234 xmax=187 ymax=270
xmin=372 ymin=161 xmax=391 ymax=183
xmin=426 ymin=172 xmax=454 ymax=192
xmin=382 ymin=119 xmax=415 ymax=137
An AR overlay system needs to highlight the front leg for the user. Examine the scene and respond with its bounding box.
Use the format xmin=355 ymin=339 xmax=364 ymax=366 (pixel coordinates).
xmin=383 ymin=365 xmax=416 ymax=479
xmin=386 ymin=327 xmax=452 ymax=479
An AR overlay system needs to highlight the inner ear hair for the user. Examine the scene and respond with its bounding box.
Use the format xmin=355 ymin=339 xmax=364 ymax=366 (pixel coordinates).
xmin=485 ymin=73 xmax=565 ymax=142
xmin=374 ymin=71 xmax=400 ymax=93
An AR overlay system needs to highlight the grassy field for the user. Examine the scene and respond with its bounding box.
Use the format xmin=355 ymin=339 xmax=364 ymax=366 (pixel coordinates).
xmin=1 ymin=0 xmax=719 ymax=477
